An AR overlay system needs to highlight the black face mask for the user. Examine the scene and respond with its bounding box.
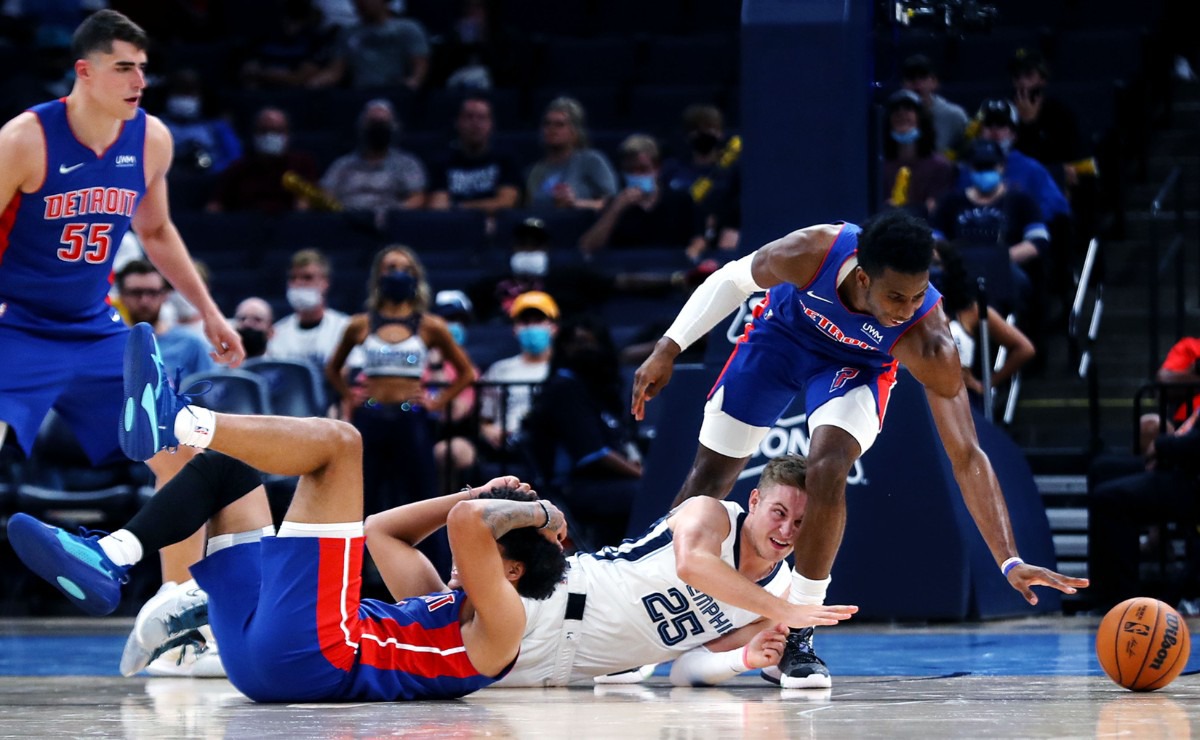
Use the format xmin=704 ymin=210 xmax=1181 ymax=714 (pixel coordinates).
xmin=689 ymin=131 xmax=720 ymax=155
xmin=362 ymin=122 xmax=393 ymax=151
xmin=238 ymin=327 xmax=268 ymax=358
xmin=379 ymin=271 xmax=417 ymax=303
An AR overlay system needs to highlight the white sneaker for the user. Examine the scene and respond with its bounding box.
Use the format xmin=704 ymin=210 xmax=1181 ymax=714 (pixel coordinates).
xmin=121 ymin=579 xmax=219 ymax=677
xmin=593 ymin=664 xmax=657 ymax=684
xmin=145 ymin=624 xmax=225 ymax=678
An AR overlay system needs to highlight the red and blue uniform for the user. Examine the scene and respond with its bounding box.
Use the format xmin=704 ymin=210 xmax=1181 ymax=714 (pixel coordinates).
xmin=192 ymin=536 xmax=508 ymax=703
xmin=0 ymin=99 xmax=146 ymax=462
xmin=709 ymin=222 xmax=942 ymax=429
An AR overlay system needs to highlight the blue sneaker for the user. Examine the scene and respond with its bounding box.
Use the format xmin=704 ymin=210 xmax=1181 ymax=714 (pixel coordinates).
xmin=119 ymin=322 xmax=194 ymax=462
xmin=7 ymin=513 xmax=129 ymax=616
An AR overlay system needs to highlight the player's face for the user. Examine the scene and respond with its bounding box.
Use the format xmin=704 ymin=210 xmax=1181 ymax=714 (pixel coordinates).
xmin=79 ymin=41 xmax=148 ymax=121
xmin=746 ymin=484 xmax=806 ymax=563
xmin=860 ymin=268 xmax=930 ymax=328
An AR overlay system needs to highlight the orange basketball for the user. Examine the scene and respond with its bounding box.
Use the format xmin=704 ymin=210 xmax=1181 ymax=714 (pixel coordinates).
xmin=1096 ymin=597 xmax=1191 ymax=691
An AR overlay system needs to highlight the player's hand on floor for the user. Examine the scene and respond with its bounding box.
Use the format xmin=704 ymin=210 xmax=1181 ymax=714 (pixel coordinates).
xmin=1007 ymin=563 xmax=1089 ymax=606
xmin=785 ymin=603 xmax=858 ymax=628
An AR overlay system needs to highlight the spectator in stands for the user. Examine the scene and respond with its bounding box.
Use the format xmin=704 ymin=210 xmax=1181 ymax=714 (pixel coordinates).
xmin=478 ymin=291 xmax=559 ymax=456
xmin=320 ymin=98 xmax=427 ymax=216
xmin=470 ymin=217 xmax=714 ymax=323
xmin=933 ymin=241 xmax=1035 ymax=409
xmin=1157 ymin=336 xmax=1200 ymax=428
xmin=309 ymin=0 xmax=430 ymax=90
xmin=239 ymin=0 xmax=335 ymax=89
xmin=659 ymin=105 xmax=741 ymax=260
xmin=116 ymin=260 xmax=214 ymax=379
xmin=969 ymin=99 xmax=1072 ymax=225
xmin=880 ymin=89 xmax=956 ymax=218
xmin=930 ymin=140 xmax=1049 ymax=314
xmin=267 ymin=249 xmax=352 ymax=372
xmin=1087 ymin=406 xmax=1200 ymax=612
xmin=1008 ymin=49 xmax=1087 ymax=186
xmin=426 ymin=94 xmax=520 ymax=214
xmin=325 ymin=245 xmax=478 ymax=575
xmin=525 ymin=97 xmax=618 ymax=211
xmin=158 ymin=68 xmax=242 ymax=174
xmin=428 ymin=290 xmax=482 ymax=494
xmin=232 ymin=297 xmax=275 ymax=360
xmin=578 ymin=134 xmax=698 ymax=254
xmin=900 ymin=54 xmax=968 ymax=156
xmin=207 ymin=107 xmax=319 ymax=214
xmin=522 ymin=314 xmax=641 ymax=549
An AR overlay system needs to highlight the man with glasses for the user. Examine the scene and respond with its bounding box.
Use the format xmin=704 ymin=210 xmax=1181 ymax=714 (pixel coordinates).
xmin=116 ymin=259 xmax=214 ymax=380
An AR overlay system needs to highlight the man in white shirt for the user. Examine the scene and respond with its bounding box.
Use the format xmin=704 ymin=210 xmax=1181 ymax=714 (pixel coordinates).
xmin=479 ymin=291 xmax=559 ymax=451
xmin=267 ymin=248 xmax=350 ymax=372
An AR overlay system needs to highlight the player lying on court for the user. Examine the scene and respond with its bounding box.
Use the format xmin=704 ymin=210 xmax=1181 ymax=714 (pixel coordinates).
xmin=366 ymin=455 xmax=859 ymax=687
xmin=7 ymin=323 xmax=568 ymax=702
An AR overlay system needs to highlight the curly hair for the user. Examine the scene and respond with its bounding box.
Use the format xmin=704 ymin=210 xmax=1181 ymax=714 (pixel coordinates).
xmin=857 ymin=210 xmax=934 ymax=278
xmin=476 ymin=487 xmax=567 ymax=601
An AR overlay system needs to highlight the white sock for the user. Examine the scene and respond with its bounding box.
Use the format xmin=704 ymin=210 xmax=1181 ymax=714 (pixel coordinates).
xmin=98 ymin=529 xmax=144 ymax=567
xmin=788 ymin=572 xmax=831 ymax=606
xmin=173 ymin=406 xmax=216 ymax=449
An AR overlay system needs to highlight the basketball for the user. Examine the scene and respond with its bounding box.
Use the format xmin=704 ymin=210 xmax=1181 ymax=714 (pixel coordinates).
xmin=1095 ymin=597 xmax=1191 ymax=691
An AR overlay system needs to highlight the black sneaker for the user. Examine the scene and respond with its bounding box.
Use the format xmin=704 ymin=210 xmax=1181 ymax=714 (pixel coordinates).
xmin=761 ymin=627 xmax=831 ymax=689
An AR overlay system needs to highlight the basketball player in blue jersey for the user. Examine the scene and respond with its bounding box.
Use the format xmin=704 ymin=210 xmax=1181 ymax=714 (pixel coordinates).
xmin=7 ymin=324 xmax=568 ymax=701
xmin=631 ymin=210 xmax=1088 ymax=689
xmin=0 ymin=9 xmax=243 ymax=673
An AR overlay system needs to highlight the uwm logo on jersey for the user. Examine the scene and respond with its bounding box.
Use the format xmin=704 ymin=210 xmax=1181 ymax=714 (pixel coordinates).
xmin=43 ymin=187 xmax=137 ymax=264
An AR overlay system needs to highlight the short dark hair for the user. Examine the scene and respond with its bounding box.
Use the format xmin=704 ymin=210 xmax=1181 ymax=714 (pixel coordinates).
xmin=116 ymin=259 xmax=163 ymax=290
xmin=901 ymin=54 xmax=935 ymax=80
xmin=72 ymin=9 xmax=148 ymax=59
xmin=477 ymin=487 xmax=567 ymax=601
xmin=856 ymin=210 xmax=934 ymax=277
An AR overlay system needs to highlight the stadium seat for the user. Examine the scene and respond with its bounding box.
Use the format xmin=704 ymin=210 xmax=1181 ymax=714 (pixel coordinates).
xmin=384 ymin=210 xmax=489 ymax=252
xmin=273 ymin=211 xmax=387 ymax=256
xmin=243 ymin=359 xmax=328 ymax=418
xmin=638 ymin=36 xmax=737 ymax=86
xmin=181 ymin=370 xmax=272 ymax=416
xmin=593 ymin=0 xmax=686 ymax=35
xmin=540 ymin=37 xmax=638 ymax=87
xmin=173 ymin=211 xmax=274 ymax=258
xmin=493 ymin=209 xmax=599 ymax=251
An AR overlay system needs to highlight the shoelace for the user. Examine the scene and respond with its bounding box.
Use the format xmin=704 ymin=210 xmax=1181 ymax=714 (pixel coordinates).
xmin=75 ymin=528 xmax=131 ymax=583
xmin=172 ymin=368 xmax=213 ymax=406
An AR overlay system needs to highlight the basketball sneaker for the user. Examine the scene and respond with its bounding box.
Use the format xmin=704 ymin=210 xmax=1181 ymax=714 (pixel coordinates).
xmin=6 ymin=513 xmax=129 ymax=616
xmin=120 ymin=579 xmax=213 ymax=677
xmin=761 ymin=627 xmax=832 ymax=689
xmin=119 ymin=322 xmax=209 ymax=462
xmin=593 ymin=664 xmax=657 ymax=684
xmin=145 ymin=625 xmax=225 ymax=678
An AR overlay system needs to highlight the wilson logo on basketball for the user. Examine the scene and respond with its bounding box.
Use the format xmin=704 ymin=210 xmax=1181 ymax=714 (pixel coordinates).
xmin=1149 ymin=612 xmax=1181 ymax=670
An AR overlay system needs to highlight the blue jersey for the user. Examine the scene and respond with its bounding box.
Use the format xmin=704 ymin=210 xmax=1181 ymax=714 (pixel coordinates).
xmin=751 ymin=222 xmax=942 ymax=369
xmin=0 ymin=99 xmax=146 ymax=327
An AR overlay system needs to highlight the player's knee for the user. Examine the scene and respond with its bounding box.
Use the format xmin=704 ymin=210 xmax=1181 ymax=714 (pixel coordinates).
xmin=803 ymin=455 xmax=851 ymax=503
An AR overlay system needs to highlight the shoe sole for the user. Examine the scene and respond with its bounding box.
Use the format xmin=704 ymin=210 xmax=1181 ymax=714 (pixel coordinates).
xmin=780 ymin=673 xmax=833 ymax=689
xmin=120 ymin=581 xmax=209 ymax=676
xmin=119 ymin=323 xmax=164 ymax=462
xmin=7 ymin=514 xmax=121 ymax=616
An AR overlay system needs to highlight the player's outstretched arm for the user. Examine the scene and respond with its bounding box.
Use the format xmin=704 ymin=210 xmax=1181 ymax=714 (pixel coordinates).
xmin=898 ymin=309 xmax=1088 ymax=603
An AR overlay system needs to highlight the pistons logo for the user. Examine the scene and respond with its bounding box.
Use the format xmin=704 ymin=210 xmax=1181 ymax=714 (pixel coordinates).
xmin=830 ymin=367 xmax=860 ymax=392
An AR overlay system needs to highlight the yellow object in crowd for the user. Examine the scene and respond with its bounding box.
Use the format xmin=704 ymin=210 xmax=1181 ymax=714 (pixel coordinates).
xmin=282 ymin=171 xmax=342 ymax=212
xmin=891 ymin=166 xmax=911 ymax=207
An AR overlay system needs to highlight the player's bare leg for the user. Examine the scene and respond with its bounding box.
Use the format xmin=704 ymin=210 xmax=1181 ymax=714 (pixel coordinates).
xmin=669 ymin=445 xmax=750 ymax=508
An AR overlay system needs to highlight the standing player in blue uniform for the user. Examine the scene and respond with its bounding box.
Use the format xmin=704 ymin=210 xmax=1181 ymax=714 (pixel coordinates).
xmin=631 ymin=210 xmax=1088 ymax=688
xmin=0 ymin=9 xmax=243 ymax=672
xmin=7 ymin=324 xmax=568 ymax=701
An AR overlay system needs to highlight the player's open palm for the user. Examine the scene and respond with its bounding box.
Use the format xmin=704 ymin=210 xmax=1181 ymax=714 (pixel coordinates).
xmin=1006 ymin=563 xmax=1088 ymax=606
xmin=784 ymin=603 xmax=858 ymax=628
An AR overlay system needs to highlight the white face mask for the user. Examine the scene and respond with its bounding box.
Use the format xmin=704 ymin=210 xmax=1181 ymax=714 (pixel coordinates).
xmin=166 ymin=95 xmax=201 ymax=120
xmin=510 ymin=250 xmax=549 ymax=277
xmin=287 ymin=286 xmax=323 ymax=312
xmin=255 ymin=132 xmax=288 ymax=156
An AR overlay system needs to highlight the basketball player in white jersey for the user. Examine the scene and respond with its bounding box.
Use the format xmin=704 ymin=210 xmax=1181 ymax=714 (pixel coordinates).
xmin=366 ymin=454 xmax=858 ymax=687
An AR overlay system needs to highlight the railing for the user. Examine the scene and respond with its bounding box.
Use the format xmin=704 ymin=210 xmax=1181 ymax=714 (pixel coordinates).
xmin=1070 ymin=237 xmax=1105 ymax=454
xmin=1147 ymin=165 xmax=1194 ymax=377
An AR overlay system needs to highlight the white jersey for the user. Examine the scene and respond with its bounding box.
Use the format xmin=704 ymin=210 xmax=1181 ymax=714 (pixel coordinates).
xmin=497 ymin=500 xmax=792 ymax=687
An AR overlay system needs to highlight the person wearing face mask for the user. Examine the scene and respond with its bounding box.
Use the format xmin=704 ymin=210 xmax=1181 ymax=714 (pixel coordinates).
xmin=428 ymin=290 xmax=482 ymax=495
xmin=899 ymin=54 xmax=969 ymax=156
xmin=880 ymin=89 xmax=955 ymax=218
xmin=158 ymin=68 xmax=242 ymax=173
xmin=521 ymin=314 xmax=642 ymax=549
xmin=930 ymin=140 xmax=1050 ymax=319
xmin=579 ymin=134 xmax=698 ymax=255
xmin=266 ymin=249 xmax=353 ymax=375
xmin=233 ymin=297 xmax=275 ymax=360
xmin=477 ymin=292 xmax=559 ymax=458
xmin=320 ymin=99 xmax=427 ymax=217
xmin=326 ymin=245 xmax=478 ymax=582
xmin=207 ymin=107 xmax=319 ymax=214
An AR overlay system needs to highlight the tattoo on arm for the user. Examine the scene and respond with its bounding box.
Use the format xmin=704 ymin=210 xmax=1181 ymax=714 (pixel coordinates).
xmin=479 ymin=500 xmax=537 ymax=539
